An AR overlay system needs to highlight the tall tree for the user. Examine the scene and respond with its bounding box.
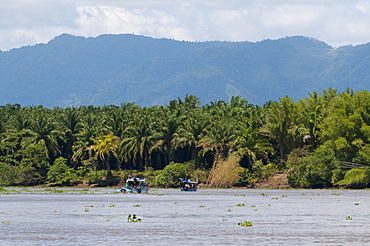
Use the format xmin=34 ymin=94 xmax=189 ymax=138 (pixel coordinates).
xmin=87 ymin=134 xmax=119 ymax=180
xmin=265 ymin=96 xmax=297 ymax=166
xmin=119 ymin=111 xmax=158 ymax=170
xmin=22 ymin=108 xmax=62 ymax=162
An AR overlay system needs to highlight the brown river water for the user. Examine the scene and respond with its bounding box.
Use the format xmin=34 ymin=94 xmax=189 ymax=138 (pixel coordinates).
xmin=1 ymin=188 xmax=370 ymax=245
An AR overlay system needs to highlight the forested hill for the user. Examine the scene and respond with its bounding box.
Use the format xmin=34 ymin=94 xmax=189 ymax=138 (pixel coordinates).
xmin=0 ymin=33 xmax=369 ymax=107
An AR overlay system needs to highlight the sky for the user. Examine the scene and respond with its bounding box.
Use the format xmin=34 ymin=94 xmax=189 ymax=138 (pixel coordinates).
xmin=1 ymin=0 xmax=370 ymax=51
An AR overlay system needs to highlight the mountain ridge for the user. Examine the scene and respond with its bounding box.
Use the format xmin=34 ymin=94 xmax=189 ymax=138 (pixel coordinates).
xmin=0 ymin=34 xmax=368 ymax=107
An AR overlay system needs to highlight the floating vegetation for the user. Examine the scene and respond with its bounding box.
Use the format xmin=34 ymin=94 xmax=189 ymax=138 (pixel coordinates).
xmin=84 ymin=208 xmax=89 ymax=212
xmin=43 ymin=188 xmax=65 ymax=193
xmin=346 ymin=216 xmax=352 ymax=220
xmin=271 ymin=197 xmax=279 ymax=200
xmin=127 ymin=214 xmax=141 ymax=222
xmin=251 ymin=205 xmax=256 ymax=207
xmin=149 ymin=193 xmax=165 ymax=196
xmin=261 ymin=193 xmax=268 ymax=196
xmin=105 ymin=218 xmax=111 ymax=221
xmin=238 ymin=221 xmax=253 ymax=227
xmin=234 ymin=194 xmax=246 ymax=196
xmin=199 ymin=205 xmax=206 ymax=208
xmin=133 ymin=204 xmax=141 ymax=207
xmin=0 ymin=188 xmax=21 ymax=195
xmin=281 ymin=195 xmax=287 ymax=197
xmin=222 ymin=218 xmax=227 ymax=221
xmin=109 ymin=204 xmax=116 ymax=207
xmin=331 ymin=193 xmax=341 ymax=196
xmin=226 ymin=209 xmax=232 ymax=212
xmin=2 ymin=221 xmax=10 ymax=224
xmin=236 ymin=203 xmax=246 ymax=207
xmin=354 ymin=203 xmax=360 ymax=205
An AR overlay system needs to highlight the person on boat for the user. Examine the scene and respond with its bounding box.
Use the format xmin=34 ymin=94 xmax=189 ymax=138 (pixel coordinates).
xmin=132 ymin=178 xmax=139 ymax=186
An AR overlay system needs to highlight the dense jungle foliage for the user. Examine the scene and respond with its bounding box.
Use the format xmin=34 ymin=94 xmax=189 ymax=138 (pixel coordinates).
xmin=1 ymin=88 xmax=370 ymax=188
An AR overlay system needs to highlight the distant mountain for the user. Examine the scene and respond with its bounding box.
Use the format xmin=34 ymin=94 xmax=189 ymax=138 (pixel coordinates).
xmin=0 ymin=33 xmax=368 ymax=107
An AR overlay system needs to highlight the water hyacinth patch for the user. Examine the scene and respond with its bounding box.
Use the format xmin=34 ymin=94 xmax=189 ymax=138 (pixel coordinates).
xmin=238 ymin=221 xmax=253 ymax=227
xmin=127 ymin=214 xmax=141 ymax=222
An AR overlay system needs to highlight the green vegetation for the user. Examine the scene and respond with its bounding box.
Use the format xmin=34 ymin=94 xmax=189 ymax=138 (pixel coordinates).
xmin=238 ymin=221 xmax=253 ymax=227
xmin=127 ymin=214 xmax=142 ymax=222
xmin=0 ymin=89 xmax=369 ymax=189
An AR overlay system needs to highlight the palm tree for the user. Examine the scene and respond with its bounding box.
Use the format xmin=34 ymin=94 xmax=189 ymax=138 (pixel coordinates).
xmin=56 ymin=107 xmax=82 ymax=164
xmin=153 ymin=109 xmax=183 ymax=165
xmin=235 ymin=110 xmax=272 ymax=169
xmin=87 ymin=134 xmax=119 ymax=180
xmin=197 ymin=117 xmax=238 ymax=166
xmin=72 ymin=112 xmax=107 ymax=165
xmin=265 ymin=96 xmax=297 ymax=166
xmin=172 ymin=111 xmax=209 ymax=168
xmin=22 ymin=109 xmax=62 ymax=162
xmin=119 ymin=112 xmax=158 ymax=170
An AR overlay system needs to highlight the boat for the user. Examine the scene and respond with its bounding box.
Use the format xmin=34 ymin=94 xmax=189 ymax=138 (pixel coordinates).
xmin=117 ymin=177 xmax=148 ymax=194
xmin=180 ymin=179 xmax=198 ymax=191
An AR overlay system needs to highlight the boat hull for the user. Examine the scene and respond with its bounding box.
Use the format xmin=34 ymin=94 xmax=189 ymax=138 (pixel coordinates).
xmin=180 ymin=188 xmax=197 ymax=191
xmin=117 ymin=188 xmax=149 ymax=194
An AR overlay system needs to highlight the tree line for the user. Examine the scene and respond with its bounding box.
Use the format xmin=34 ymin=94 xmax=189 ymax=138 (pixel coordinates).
xmin=1 ymin=88 xmax=369 ymax=188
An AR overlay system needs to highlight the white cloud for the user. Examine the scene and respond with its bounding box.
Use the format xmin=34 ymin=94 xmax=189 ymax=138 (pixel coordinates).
xmin=1 ymin=0 xmax=370 ymax=50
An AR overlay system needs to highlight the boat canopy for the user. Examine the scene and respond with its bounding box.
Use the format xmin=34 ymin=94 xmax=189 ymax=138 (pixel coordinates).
xmin=126 ymin=177 xmax=145 ymax=182
xmin=180 ymin=179 xmax=197 ymax=184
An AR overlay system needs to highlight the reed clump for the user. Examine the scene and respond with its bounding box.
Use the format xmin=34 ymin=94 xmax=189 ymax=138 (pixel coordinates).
xmin=206 ymin=153 xmax=244 ymax=188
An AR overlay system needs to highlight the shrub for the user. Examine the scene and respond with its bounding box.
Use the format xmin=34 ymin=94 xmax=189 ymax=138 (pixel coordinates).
xmin=47 ymin=157 xmax=78 ymax=184
xmin=140 ymin=167 xmax=162 ymax=186
xmin=252 ymin=161 xmax=279 ymax=181
xmin=0 ymin=163 xmax=18 ymax=186
xmin=156 ymin=161 xmax=194 ymax=187
xmin=286 ymin=147 xmax=337 ymax=188
xmin=193 ymin=169 xmax=209 ymax=184
xmin=336 ymin=167 xmax=370 ymax=188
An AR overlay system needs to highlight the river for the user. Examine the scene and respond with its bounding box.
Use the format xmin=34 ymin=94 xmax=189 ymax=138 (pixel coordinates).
xmin=1 ymin=188 xmax=369 ymax=245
